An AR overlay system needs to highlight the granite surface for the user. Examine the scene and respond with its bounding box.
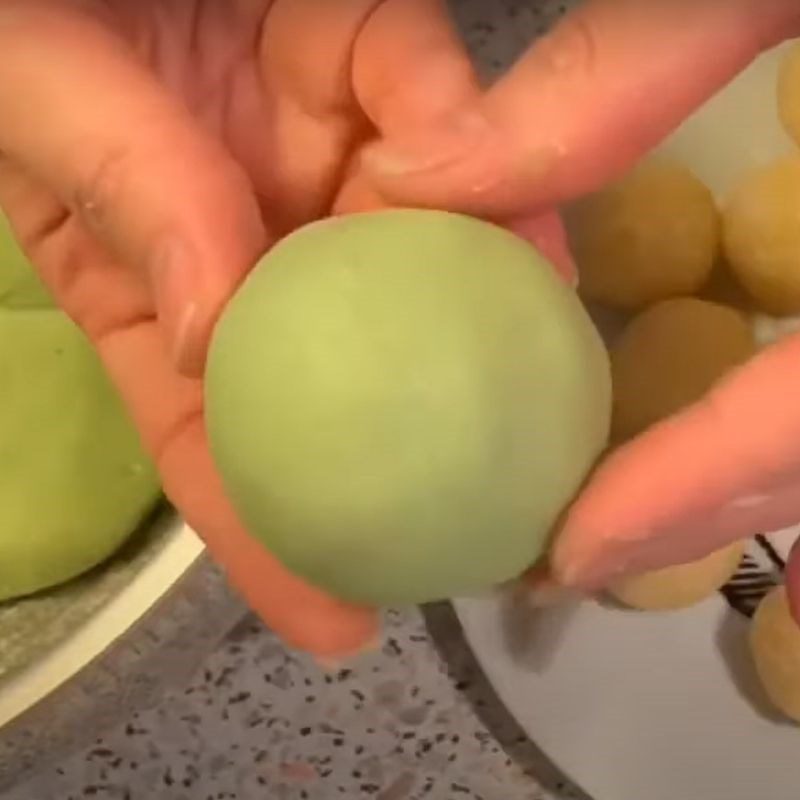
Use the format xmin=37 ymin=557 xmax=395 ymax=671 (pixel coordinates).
xmin=1 ymin=2 xmax=586 ymax=798
xmin=3 ymin=606 xmax=584 ymax=800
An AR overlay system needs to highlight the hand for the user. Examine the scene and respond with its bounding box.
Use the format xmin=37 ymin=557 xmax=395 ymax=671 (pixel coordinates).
xmin=4 ymin=0 xmax=797 ymax=659
xmin=0 ymin=0 xmax=578 ymax=657
xmin=364 ymin=0 xmax=800 ymax=614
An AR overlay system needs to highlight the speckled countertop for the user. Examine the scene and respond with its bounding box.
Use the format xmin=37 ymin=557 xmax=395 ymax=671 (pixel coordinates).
xmin=3 ymin=605 xmax=584 ymax=800
xmin=1 ymin=2 xmax=584 ymax=798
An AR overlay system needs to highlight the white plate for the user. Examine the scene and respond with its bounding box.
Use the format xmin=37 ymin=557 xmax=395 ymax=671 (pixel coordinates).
xmin=455 ymin=42 xmax=800 ymax=800
xmin=0 ymin=519 xmax=204 ymax=729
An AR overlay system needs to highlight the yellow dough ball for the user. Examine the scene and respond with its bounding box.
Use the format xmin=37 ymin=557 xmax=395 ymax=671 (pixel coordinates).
xmin=569 ymin=162 xmax=719 ymax=310
xmin=611 ymin=298 xmax=755 ymax=442
xmin=722 ymin=158 xmax=800 ymax=315
xmin=700 ymin=262 xmax=753 ymax=311
xmin=777 ymin=43 xmax=800 ymax=146
xmin=750 ymin=586 xmax=800 ymax=723
xmin=608 ymin=541 xmax=745 ymax=611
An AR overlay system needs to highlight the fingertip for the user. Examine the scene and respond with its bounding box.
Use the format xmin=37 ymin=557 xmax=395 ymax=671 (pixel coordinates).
xmin=208 ymin=528 xmax=381 ymax=658
xmin=507 ymin=212 xmax=577 ymax=286
xmin=269 ymin=603 xmax=381 ymax=660
xmin=313 ymin=629 xmax=384 ymax=670
xmin=145 ymin=194 xmax=267 ymax=378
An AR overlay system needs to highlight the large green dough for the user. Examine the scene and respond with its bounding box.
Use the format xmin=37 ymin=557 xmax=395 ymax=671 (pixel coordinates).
xmin=206 ymin=210 xmax=611 ymax=605
xmin=0 ymin=310 xmax=161 ymax=600
xmin=0 ymin=212 xmax=54 ymax=309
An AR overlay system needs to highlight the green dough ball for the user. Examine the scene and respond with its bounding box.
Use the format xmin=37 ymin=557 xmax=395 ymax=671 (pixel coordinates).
xmin=0 ymin=310 xmax=161 ymax=600
xmin=0 ymin=211 xmax=54 ymax=309
xmin=207 ymin=210 xmax=611 ymax=605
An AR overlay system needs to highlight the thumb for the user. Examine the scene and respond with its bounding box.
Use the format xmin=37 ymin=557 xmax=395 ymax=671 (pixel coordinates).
xmin=361 ymin=0 xmax=799 ymax=216
xmin=0 ymin=3 xmax=267 ymax=375
xmin=552 ymin=333 xmax=800 ymax=591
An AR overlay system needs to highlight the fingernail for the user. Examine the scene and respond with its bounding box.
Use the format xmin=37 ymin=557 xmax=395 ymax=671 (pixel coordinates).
xmin=170 ymin=302 xmax=200 ymax=369
xmin=364 ymin=109 xmax=495 ymax=176
xmin=150 ymin=237 xmax=202 ymax=370
xmin=726 ymin=494 xmax=769 ymax=511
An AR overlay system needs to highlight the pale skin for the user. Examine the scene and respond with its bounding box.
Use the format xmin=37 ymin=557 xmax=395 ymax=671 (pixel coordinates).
xmin=1 ymin=0 xmax=799 ymax=656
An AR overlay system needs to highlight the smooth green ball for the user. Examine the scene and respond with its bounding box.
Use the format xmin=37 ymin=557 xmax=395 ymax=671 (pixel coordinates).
xmin=0 ymin=310 xmax=161 ymax=600
xmin=207 ymin=210 xmax=610 ymax=605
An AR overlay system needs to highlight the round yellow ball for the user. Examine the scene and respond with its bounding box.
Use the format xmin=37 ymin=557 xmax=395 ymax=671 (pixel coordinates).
xmin=610 ymin=298 xmax=755 ymax=443
xmin=750 ymin=585 xmax=800 ymax=723
xmin=608 ymin=541 xmax=745 ymax=611
xmin=570 ymin=162 xmax=719 ymax=310
xmin=722 ymin=158 xmax=800 ymax=315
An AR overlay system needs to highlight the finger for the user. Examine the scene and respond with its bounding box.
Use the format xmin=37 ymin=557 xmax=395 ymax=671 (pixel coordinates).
xmin=0 ymin=158 xmax=157 ymax=335
xmin=506 ymin=212 xmax=577 ymax=285
xmin=362 ymin=0 xmax=800 ymax=216
xmin=348 ymin=0 xmax=580 ymax=277
xmin=342 ymin=0 xmax=579 ymax=278
xmin=99 ymin=321 xmax=379 ymax=657
xmin=551 ymin=333 xmax=800 ymax=590
xmin=0 ymin=2 xmax=267 ymax=374
xmin=253 ymin=0 xmax=386 ymax=227
xmin=0 ymin=163 xmax=379 ymax=658
xmin=351 ymin=0 xmax=481 ymax=131
xmin=346 ymin=0 xmax=482 ymax=209
xmin=265 ymin=0 xmax=481 ymax=223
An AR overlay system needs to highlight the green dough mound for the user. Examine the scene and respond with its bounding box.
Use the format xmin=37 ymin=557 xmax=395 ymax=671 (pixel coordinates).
xmin=0 ymin=310 xmax=161 ymax=601
xmin=0 ymin=212 xmax=54 ymax=309
xmin=207 ymin=210 xmax=611 ymax=605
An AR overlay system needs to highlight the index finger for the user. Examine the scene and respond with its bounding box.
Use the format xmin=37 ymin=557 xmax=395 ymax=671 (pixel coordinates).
xmin=363 ymin=0 xmax=800 ymax=215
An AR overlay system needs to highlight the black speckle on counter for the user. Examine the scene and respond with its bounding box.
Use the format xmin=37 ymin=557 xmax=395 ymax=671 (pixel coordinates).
xmin=383 ymin=638 xmax=402 ymax=657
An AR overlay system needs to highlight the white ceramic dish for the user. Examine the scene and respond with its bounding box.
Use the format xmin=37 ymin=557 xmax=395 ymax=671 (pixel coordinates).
xmin=455 ymin=41 xmax=800 ymax=800
xmin=0 ymin=511 xmax=246 ymax=793
xmin=0 ymin=520 xmax=203 ymax=729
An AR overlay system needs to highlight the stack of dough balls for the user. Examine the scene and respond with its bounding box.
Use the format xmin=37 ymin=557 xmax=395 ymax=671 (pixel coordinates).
xmin=0 ymin=212 xmax=161 ymax=601
xmin=568 ymin=41 xmax=800 ymax=723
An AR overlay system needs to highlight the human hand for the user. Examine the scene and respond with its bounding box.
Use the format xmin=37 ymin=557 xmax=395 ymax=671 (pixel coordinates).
xmin=363 ymin=0 xmax=800 ymax=614
xmin=5 ymin=0 xmax=798 ymax=659
xmin=0 ymin=0 xmax=580 ymax=657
